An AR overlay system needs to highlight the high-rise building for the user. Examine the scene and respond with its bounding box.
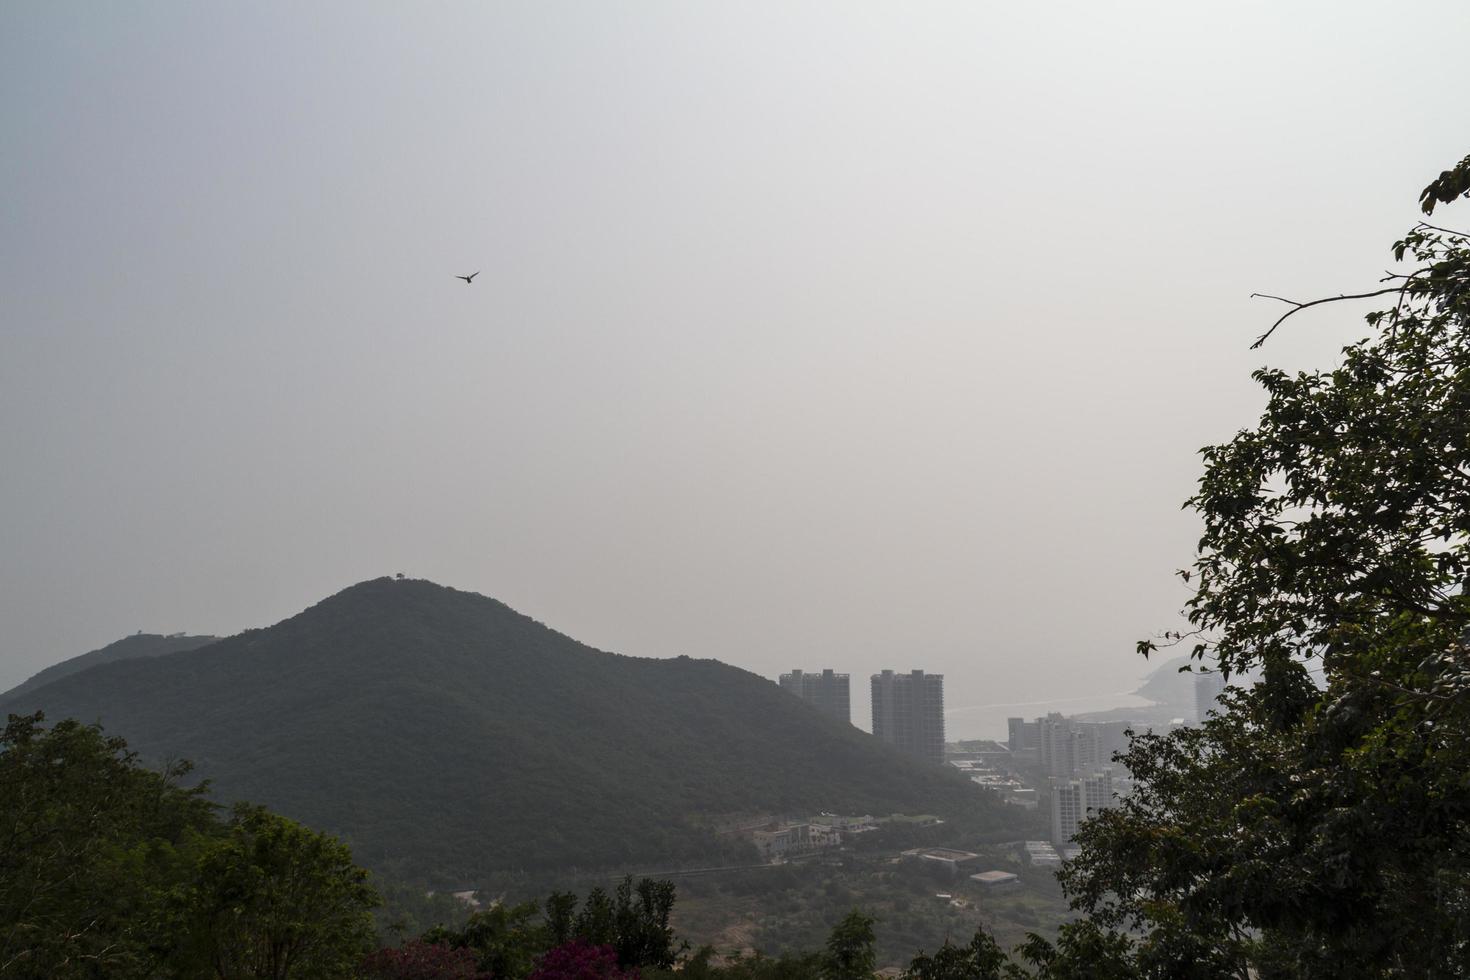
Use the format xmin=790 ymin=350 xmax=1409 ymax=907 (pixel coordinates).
xmin=778 ymin=668 xmax=852 ymax=725
xmin=1072 ymin=720 xmax=1134 ymax=771
xmin=1194 ymin=670 xmax=1228 ymax=723
xmin=1036 ymin=715 xmax=1136 ymax=777
xmin=1037 ymin=713 xmax=1074 ymax=777
xmin=871 ymin=669 xmax=945 ymax=765
xmin=1007 ymin=716 xmax=1039 ymax=759
xmin=1050 ymin=770 xmax=1115 ymax=847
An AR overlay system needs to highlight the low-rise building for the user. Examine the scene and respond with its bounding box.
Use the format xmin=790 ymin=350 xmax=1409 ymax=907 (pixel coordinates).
xmin=970 ymin=870 xmax=1020 ymax=889
xmin=811 ymin=813 xmax=877 ymax=836
xmin=1024 ymin=840 xmax=1062 ymax=867
xmin=902 ymin=847 xmax=984 ymax=877
xmin=1004 ymin=787 xmax=1039 ymax=809
xmin=752 ymin=818 xmax=849 ymax=861
xmin=752 ymin=823 xmax=811 ymax=860
xmin=809 ymin=823 xmax=842 ymax=849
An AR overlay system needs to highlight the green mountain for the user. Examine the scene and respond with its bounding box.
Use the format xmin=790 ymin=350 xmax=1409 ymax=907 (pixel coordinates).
xmin=3 ymin=578 xmax=1007 ymax=882
xmin=1 ymin=632 xmax=218 ymax=702
xmin=1132 ymin=654 xmax=1202 ymax=712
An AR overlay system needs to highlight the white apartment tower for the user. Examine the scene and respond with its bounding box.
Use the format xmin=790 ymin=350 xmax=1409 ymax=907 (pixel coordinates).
xmin=1050 ymin=770 xmax=1115 ymax=847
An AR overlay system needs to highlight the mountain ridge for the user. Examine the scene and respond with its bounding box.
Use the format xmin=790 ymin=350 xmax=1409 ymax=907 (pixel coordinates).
xmin=4 ymin=578 xmax=1010 ymax=882
xmin=1 ymin=632 xmax=219 ymax=703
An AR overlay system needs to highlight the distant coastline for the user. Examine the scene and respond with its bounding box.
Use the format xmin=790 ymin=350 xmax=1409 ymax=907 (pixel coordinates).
xmin=945 ymin=690 xmax=1164 ymax=741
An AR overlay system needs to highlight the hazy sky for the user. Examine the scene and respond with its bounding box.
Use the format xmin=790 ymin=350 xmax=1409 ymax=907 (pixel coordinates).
xmin=4 ymin=2 xmax=1469 ymax=737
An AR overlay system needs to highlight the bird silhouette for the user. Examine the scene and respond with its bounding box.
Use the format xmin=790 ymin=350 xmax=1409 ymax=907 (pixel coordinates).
xmin=455 ymin=271 xmax=479 ymax=284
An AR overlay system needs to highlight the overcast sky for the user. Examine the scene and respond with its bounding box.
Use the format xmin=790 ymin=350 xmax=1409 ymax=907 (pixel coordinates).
xmin=4 ymin=1 xmax=1468 ymax=737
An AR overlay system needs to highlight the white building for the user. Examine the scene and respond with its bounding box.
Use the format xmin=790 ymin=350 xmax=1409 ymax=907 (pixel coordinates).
xmin=752 ymin=822 xmax=811 ymax=860
xmin=1050 ymin=770 xmax=1115 ymax=846
xmin=1194 ymin=671 xmax=1229 ymax=723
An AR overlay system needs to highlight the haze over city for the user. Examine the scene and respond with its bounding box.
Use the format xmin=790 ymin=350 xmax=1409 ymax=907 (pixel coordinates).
xmin=4 ymin=1 xmax=1468 ymax=737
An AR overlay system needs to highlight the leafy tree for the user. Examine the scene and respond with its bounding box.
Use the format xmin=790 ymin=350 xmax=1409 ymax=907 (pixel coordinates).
xmin=545 ymin=892 xmax=579 ymax=947
xmin=426 ymin=900 xmax=546 ymax=978
xmin=822 ymin=910 xmax=877 ymax=980
xmin=1052 ymin=153 xmax=1470 ymax=975
xmin=902 ymin=928 xmax=1007 ymax=980
xmin=574 ymin=888 xmax=617 ymax=949
xmin=1 ymin=713 xmax=386 ymax=980
xmin=170 ymin=804 xmax=379 ymax=979
xmin=419 ymin=878 xmax=682 ymax=978
xmin=0 ymin=712 xmax=214 ymax=979
xmin=373 ymin=879 xmax=472 ymax=946
xmin=608 ymin=876 xmax=683 ymax=970
xmin=1007 ymin=922 xmax=1136 ymax=980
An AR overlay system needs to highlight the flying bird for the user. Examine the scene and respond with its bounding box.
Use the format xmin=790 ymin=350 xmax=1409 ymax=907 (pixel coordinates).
xmin=455 ymin=271 xmax=479 ymax=284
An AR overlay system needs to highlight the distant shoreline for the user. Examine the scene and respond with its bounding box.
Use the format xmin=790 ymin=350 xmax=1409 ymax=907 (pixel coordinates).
xmin=944 ymin=691 xmax=1171 ymax=741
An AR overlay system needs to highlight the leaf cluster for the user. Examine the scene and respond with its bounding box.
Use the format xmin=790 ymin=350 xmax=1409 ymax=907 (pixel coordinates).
xmin=420 ymin=876 xmax=685 ymax=977
xmin=0 ymin=711 xmax=380 ymax=980
xmin=1067 ymin=153 xmax=1470 ymax=976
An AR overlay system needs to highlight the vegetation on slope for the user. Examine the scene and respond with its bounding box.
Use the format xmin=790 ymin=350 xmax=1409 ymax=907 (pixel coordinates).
xmin=0 ymin=632 xmax=217 ymax=702
xmin=4 ymin=578 xmax=1014 ymax=881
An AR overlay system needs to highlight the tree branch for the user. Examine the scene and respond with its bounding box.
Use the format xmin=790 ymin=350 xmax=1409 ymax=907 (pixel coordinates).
xmin=1415 ymin=220 xmax=1470 ymax=238
xmin=1250 ymin=286 xmax=1411 ymax=349
xmin=1249 ymin=293 xmax=1302 ymax=307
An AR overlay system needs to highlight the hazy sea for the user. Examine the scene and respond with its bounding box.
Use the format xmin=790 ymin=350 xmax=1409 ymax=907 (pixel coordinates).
xmin=944 ymin=691 xmax=1161 ymax=741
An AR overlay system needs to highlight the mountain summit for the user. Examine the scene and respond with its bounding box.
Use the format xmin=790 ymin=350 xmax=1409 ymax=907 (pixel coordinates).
xmin=3 ymin=578 xmax=1001 ymax=880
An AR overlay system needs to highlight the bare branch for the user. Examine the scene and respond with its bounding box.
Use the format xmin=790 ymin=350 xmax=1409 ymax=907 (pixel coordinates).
xmin=1249 ymin=292 xmax=1302 ymax=307
xmin=1250 ymin=286 xmax=1409 ymax=349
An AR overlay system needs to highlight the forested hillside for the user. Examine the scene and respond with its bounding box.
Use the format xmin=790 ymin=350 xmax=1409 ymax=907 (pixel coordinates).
xmin=4 ymin=578 xmax=1010 ymax=882
xmin=0 ymin=632 xmax=218 ymax=702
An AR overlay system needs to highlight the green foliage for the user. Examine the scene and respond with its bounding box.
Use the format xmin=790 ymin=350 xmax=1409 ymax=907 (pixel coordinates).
xmin=1060 ymin=153 xmax=1470 ymax=975
xmin=661 ymin=845 xmax=1066 ymax=968
xmin=427 ymin=901 xmax=547 ymax=978
xmin=902 ymin=929 xmax=1008 ymax=980
xmin=823 ymin=910 xmax=877 ymax=980
xmin=0 ymin=633 xmax=218 ymax=703
xmin=545 ymin=892 xmax=579 ymax=947
xmin=397 ymin=880 xmax=1069 ymax=979
xmin=0 ymin=711 xmax=215 ymax=978
xmin=424 ymin=877 xmax=683 ymax=975
xmin=573 ymin=888 xmax=616 ymax=947
xmin=1006 ymin=922 xmax=1136 ymax=980
xmin=373 ymin=879 xmax=472 ymax=945
xmin=0 ymin=713 xmax=382 ymax=980
xmin=169 ymin=805 xmax=379 ymax=979
xmin=1420 ymin=152 xmax=1470 ymax=214
xmin=3 ymin=579 xmax=1014 ymax=881
xmin=610 ymin=876 xmax=684 ymax=969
